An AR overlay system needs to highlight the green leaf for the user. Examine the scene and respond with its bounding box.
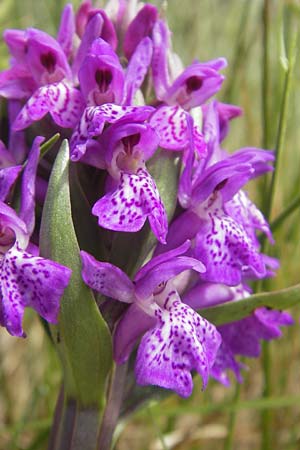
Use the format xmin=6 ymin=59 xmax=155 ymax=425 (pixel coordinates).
xmin=40 ymin=139 xmax=112 ymax=408
xmin=39 ymin=133 xmax=60 ymax=159
xmin=200 ymin=283 xmax=300 ymax=326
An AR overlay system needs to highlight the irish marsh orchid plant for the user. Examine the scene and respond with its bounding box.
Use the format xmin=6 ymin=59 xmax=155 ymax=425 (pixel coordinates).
xmin=0 ymin=1 xmax=298 ymax=449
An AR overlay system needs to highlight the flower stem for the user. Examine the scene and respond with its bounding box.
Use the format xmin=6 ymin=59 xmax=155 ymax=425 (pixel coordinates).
xmin=47 ymin=384 xmax=64 ymax=450
xmin=260 ymin=23 xmax=298 ymax=450
xmin=223 ymin=383 xmax=242 ymax=450
xmin=57 ymin=399 xmax=77 ymax=450
xmin=262 ymin=0 xmax=271 ymax=150
xmin=269 ymin=195 xmax=300 ymax=234
xmin=97 ymin=363 xmax=128 ymax=450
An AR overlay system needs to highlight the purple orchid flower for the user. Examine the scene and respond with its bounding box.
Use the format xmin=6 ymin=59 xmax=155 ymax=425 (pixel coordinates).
xmin=0 ymin=201 xmax=71 ymax=337
xmin=78 ymin=37 xmax=124 ymax=105
xmin=3 ymin=27 xmax=71 ymax=90
xmin=214 ymin=303 xmax=293 ymax=385
xmin=152 ymin=20 xmax=226 ymax=110
xmin=148 ymin=105 xmax=206 ymax=155
xmin=80 ymin=240 xmax=221 ymax=397
xmin=75 ymin=1 xmax=117 ymax=49
xmin=13 ymin=80 xmax=85 ymax=131
xmin=0 ymin=23 xmax=85 ymax=130
xmin=202 ymin=100 xmax=243 ymax=144
xmin=77 ymin=32 xmax=153 ymax=107
xmin=0 ymin=137 xmax=71 ymax=337
xmin=216 ymin=307 xmax=293 ymax=370
xmin=183 ymin=282 xmax=293 ymax=385
xmin=70 ymin=103 xmax=155 ymax=162
xmin=156 ymin=147 xmax=274 ymax=285
xmin=89 ymin=120 xmax=168 ymax=243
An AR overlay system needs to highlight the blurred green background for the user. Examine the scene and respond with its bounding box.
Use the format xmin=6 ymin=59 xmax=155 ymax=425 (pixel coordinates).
xmin=0 ymin=0 xmax=300 ymax=449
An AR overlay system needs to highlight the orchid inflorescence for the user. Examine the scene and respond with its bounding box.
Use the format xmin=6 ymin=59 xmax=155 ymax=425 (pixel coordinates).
xmin=0 ymin=0 xmax=293 ymax=399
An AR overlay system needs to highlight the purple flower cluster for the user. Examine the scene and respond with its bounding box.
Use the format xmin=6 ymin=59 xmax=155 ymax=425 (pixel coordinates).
xmin=0 ymin=1 xmax=293 ymax=397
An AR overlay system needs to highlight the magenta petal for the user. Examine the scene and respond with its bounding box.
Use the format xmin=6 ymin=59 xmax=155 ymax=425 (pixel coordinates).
xmin=211 ymin=341 xmax=244 ymax=386
xmin=19 ymin=136 xmax=44 ymax=235
xmin=218 ymin=307 xmax=294 ymax=360
xmin=92 ymin=168 xmax=168 ymax=243
xmin=13 ymin=82 xmax=85 ymax=130
xmin=194 ymin=194 xmax=266 ymax=285
xmin=163 ymin=59 xmax=226 ymax=109
xmin=0 ymin=140 xmax=16 ymax=168
xmin=226 ymin=191 xmax=274 ymax=245
xmin=3 ymin=29 xmax=27 ymax=61
xmin=0 ymin=201 xmax=29 ymax=249
xmin=78 ymin=38 xmax=124 ymax=105
xmin=135 ymin=292 xmax=221 ymax=397
xmin=149 ymin=106 xmax=188 ymax=150
xmin=178 ymin=113 xmax=207 ymax=208
xmin=0 ymin=245 xmax=71 ymax=337
xmin=0 ymin=65 xmax=36 ymax=99
xmin=57 ymin=4 xmax=75 ymax=58
xmin=0 ymin=166 xmax=22 ymax=201
xmin=114 ymin=303 xmax=157 ymax=363
xmin=123 ymin=37 xmax=153 ymax=105
xmin=80 ymin=250 xmax=134 ymax=303
xmin=72 ymin=13 xmax=104 ymax=79
xmin=123 ymin=4 xmax=158 ymax=59
xmin=152 ymin=20 xmax=171 ymax=99
xmin=135 ymin=257 xmax=205 ymax=301
xmin=183 ymin=281 xmax=235 ymax=309
xmin=8 ymin=100 xmax=28 ymax=164
xmin=136 ymin=240 xmax=192 ymax=281
xmin=70 ymin=104 xmax=154 ymax=161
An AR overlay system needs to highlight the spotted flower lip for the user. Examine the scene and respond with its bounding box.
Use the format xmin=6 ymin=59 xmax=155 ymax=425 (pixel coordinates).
xmin=12 ymin=80 xmax=85 ymax=131
xmin=0 ymin=137 xmax=71 ymax=337
xmin=0 ymin=199 xmax=71 ymax=338
xmin=80 ymin=242 xmax=221 ymax=397
xmin=149 ymin=105 xmax=206 ymax=154
xmin=84 ymin=118 xmax=168 ymax=243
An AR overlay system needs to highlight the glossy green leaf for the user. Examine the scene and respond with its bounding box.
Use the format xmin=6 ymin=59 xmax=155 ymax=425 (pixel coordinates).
xmin=200 ymin=283 xmax=300 ymax=326
xmin=40 ymin=139 xmax=112 ymax=408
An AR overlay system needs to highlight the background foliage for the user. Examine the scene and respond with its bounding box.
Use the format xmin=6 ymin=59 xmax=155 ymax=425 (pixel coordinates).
xmin=0 ymin=0 xmax=300 ymax=449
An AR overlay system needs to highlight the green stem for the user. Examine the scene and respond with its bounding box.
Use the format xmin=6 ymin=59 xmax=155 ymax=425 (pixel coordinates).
xmin=147 ymin=406 xmax=169 ymax=450
xmin=71 ymin=407 xmax=100 ymax=450
xmin=262 ymin=0 xmax=271 ymax=150
xmin=97 ymin=363 xmax=128 ymax=450
xmin=57 ymin=399 xmax=77 ymax=450
xmin=50 ymin=398 xmax=100 ymax=450
xmin=223 ymin=1 xmax=252 ymax=103
xmin=223 ymin=383 xmax=242 ymax=450
xmin=260 ymin=25 xmax=298 ymax=450
xmin=47 ymin=385 xmax=64 ymax=450
xmin=269 ymin=195 xmax=300 ymax=233
xmin=264 ymin=31 xmax=298 ymax=222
